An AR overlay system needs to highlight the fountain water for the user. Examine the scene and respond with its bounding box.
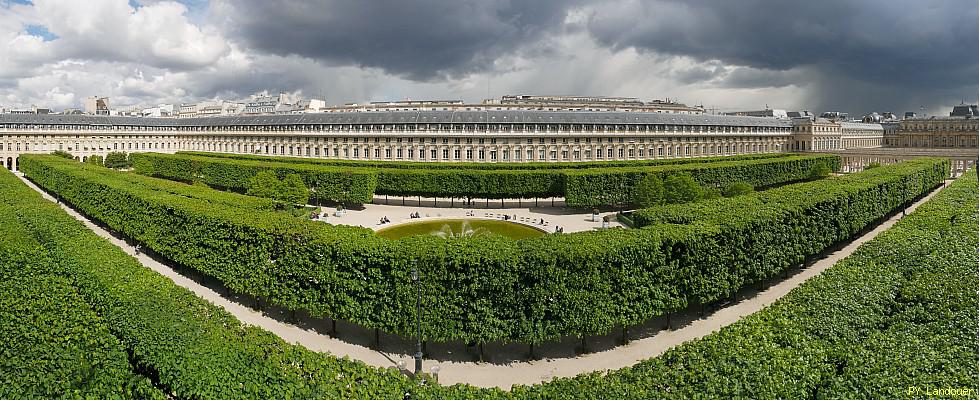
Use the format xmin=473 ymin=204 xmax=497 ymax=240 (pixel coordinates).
xmin=432 ymin=220 xmax=486 ymax=239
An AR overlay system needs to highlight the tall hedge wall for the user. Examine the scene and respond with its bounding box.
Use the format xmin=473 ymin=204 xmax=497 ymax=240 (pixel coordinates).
xmin=0 ymin=166 xmax=442 ymax=399
xmin=130 ymin=152 xmax=378 ymax=205
xmin=563 ymin=153 xmax=841 ymax=207
xmin=518 ymin=166 xmax=977 ymax=398
xmin=8 ymin=158 xmax=973 ymax=398
xmin=137 ymin=151 xmax=840 ymax=205
xmin=21 ymin=154 xmax=946 ymax=347
xmin=0 ymin=233 xmax=161 ymax=398
xmin=58 ymin=157 xmax=278 ymax=210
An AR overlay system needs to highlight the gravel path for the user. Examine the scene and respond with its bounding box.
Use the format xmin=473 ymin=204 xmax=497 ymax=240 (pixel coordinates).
xmin=323 ymin=200 xmax=623 ymax=233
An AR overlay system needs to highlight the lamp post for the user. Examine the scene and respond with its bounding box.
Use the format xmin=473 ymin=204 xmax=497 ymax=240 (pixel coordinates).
xmin=411 ymin=262 xmax=423 ymax=376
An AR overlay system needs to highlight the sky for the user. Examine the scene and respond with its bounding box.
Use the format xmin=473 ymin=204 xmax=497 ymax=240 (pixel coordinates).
xmin=1 ymin=0 xmax=978 ymax=117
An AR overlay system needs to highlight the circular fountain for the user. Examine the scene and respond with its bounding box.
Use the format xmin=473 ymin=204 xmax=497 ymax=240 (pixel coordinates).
xmin=376 ymin=218 xmax=547 ymax=240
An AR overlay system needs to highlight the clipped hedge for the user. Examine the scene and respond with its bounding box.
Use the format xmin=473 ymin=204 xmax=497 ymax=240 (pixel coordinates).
xmin=145 ymin=151 xmax=839 ymax=204
xmin=131 ymin=152 xmax=378 ymax=205
xmin=22 ymin=154 xmax=946 ymax=347
xmin=563 ymin=153 xmax=841 ymax=207
xmin=0 ymin=165 xmax=452 ymax=399
xmin=0 ymin=249 xmax=160 ymax=398
xmin=518 ymin=167 xmax=977 ymax=398
xmin=46 ymin=156 xmax=278 ymax=211
xmin=627 ymin=157 xmax=949 ymax=303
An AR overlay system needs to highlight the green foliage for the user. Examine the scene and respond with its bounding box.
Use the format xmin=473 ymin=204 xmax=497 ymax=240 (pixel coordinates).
xmin=0 ymin=258 xmax=161 ymax=398
xmin=182 ymin=151 xmax=835 ymax=205
xmin=521 ymin=166 xmax=976 ymax=398
xmin=663 ymin=173 xmax=703 ymax=204
xmin=0 ymin=174 xmax=165 ymax=398
xmin=245 ymin=170 xmax=282 ymax=199
xmin=864 ymin=161 xmax=882 ymax=169
xmin=150 ymin=152 xmax=838 ymax=207
xmin=280 ymin=173 xmax=310 ymax=205
xmin=131 ymin=152 xmax=377 ymax=205
xmin=245 ymin=171 xmax=311 ymax=205
xmin=84 ymin=154 xmax=104 ymax=167
xmin=21 ymin=154 xmax=945 ymax=348
xmin=563 ymin=154 xmax=841 ymax=207
xmin=1 ymin=163 xmax=425 ymax=399
xmin=809 ymin=161 xmax=832 ymax=180
xmin=9 ymin=154 xmax=973 ymax=398
xmin=50 ymin=149 xmax=73 ymax=159
xmin=104 ymin=151 xmax=130 ymax=169
xmin=721 ymin=182 xmax=754 ymax=197
xmin=631 ymin=174 xmax=664 ymax=207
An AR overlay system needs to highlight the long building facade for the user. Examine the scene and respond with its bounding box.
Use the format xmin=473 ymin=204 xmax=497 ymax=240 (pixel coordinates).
xmin=887 ymin=116 xmax=979 ymax=149
xmin=0 ymin=111 xmax=793 ymax=170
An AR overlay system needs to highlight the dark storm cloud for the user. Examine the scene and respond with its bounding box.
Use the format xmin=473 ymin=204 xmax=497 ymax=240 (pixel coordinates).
xmin=219 ymin=0 xmax=580 ymax=81
xmin=585 ymin=0 xmax=979 ymax=114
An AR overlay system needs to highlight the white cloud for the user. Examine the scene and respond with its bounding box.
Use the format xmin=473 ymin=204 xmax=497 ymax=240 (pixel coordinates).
xmin=1 ymin=0 xmax=968 ymax=117
xmin=28 ymin=0 xmax=228 ymax=69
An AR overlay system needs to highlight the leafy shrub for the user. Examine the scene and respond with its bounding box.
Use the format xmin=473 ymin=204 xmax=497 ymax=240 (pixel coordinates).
xmin=520 ymin=167 xmax=976 ymax=398
xmin=179 ymin=151 xmax=838 ymax=207
xmin=632 ymin=174 xmax=664 ymax=207
xmin=104 ymin=152 xmax=130 ymax=169
xmin=563 ymin=154 xmax=841 ymax=207
xmin=11 ymin=155 xmax=971 ymax=398
xmin=809 ymin=161 xmax=831 ymax=180
xmin=131 ymin=152 xmax=377 ymax=205
xmin=50 ymin=150 xmax=73 ymax=159
xmin=84 ymin=154 xmax=104 ymax=167
xmin=246 ymin=170 xmax=282 ymax=200
xmin=2 ymin=164 xmax=421 ymax=399
xmin=663 ymin=173 xmax=702 ymax=203
xmin=721 ymin=182 xmax=754 ymax=197
xmin=22 ymin=154 xmax=946 ymax=346
xmin=280 ymin=173 xmax=309 ymax=205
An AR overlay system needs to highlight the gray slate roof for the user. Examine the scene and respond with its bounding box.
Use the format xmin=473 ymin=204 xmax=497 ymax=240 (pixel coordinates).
xmin=0 ymin=110 xmax=791 ymax=128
